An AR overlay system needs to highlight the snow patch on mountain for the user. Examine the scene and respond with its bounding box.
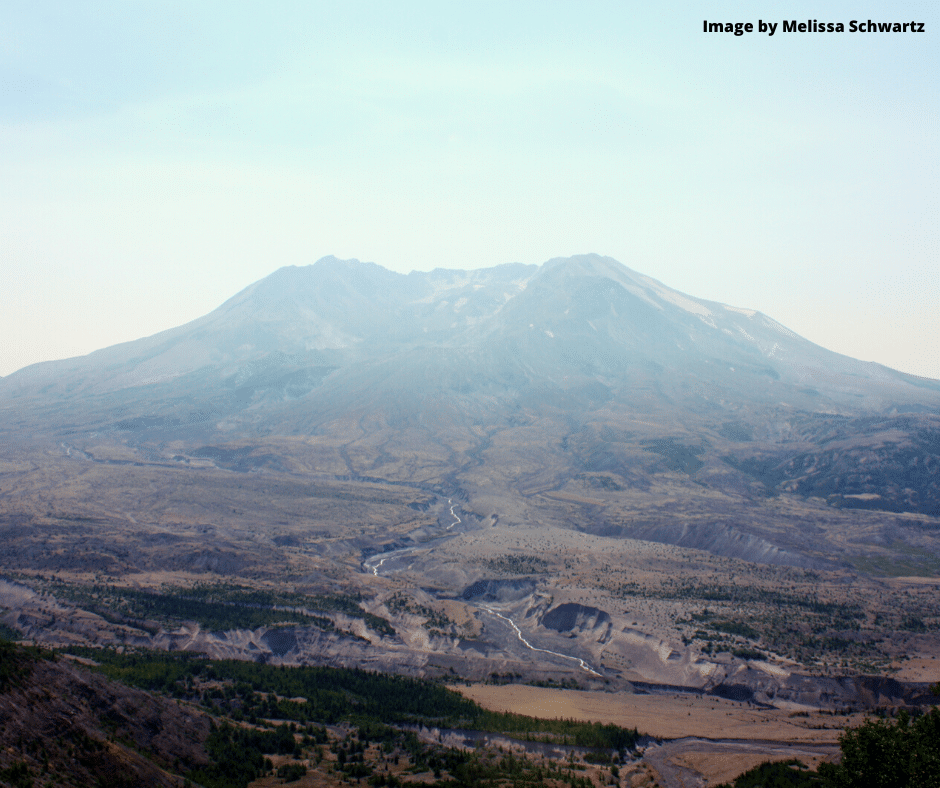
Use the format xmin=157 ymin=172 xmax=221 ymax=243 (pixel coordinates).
xmin=697 ymin=315 xmax=717 ymax=329
xmin=637 ymin=275 xmax=713 ymax=317
xmin=724 ymin=305 xmax=757 ymax=318
xmin=737 ymin=326 xmax=756 ymax=343
xmin=413 ymin=274 xmax=475 ymax=304
xmin=760 ymin=316 xmax=799 ymax=338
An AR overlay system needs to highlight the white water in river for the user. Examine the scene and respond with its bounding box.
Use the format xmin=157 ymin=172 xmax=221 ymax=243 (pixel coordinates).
xmin=481 ymin=605 xmax=602 ymax=676
xmin=363 ymin=496 xmax=602 ymax=677
xmin=364 ymin=498 xmax=461 ymax=575
xmin=445 ymin=498 xmax=461 ymax=529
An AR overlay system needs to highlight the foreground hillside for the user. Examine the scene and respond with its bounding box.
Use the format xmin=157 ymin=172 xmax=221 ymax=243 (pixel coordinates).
xmin=0 ymin=641 xmax=213 ymax=787
xmin=0 ymin=639 xmax=645 ymax=787
xmin=3 ymin=640 xmax=936 ymax=787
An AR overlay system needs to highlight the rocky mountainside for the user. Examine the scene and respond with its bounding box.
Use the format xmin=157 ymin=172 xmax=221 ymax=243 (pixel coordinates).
xmin=2 ymin=254 xmax=937 ymax=520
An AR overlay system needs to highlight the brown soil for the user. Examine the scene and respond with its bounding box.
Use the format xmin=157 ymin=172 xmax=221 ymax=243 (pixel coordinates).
xmin=890 ymin=656 xmax=940 ymax=682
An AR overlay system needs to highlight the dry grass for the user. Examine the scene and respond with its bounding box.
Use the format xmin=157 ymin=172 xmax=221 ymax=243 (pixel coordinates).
xmin=456 ymin=683 xmax=862 ymax=742
xmin=890 ymin=657 xmax=940 ymax=683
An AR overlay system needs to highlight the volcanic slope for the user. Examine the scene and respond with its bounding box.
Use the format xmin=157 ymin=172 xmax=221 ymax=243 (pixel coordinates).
xmin=2 ymin=254 xmax=937 ymax=527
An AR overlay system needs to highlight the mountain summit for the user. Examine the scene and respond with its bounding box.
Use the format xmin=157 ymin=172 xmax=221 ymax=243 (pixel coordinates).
xmin=2 ymin=254 xmax=933 ymax=410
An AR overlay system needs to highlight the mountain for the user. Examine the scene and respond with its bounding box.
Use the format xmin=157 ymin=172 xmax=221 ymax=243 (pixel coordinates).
xmin=3 ymin=254 xmax=935 ymax=415
xmin=2 ymin=254 xmax=938 ymax=519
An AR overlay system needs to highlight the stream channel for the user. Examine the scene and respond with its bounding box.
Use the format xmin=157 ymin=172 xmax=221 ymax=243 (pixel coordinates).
xmin=362 ymin=497 xmax=602 ymax=676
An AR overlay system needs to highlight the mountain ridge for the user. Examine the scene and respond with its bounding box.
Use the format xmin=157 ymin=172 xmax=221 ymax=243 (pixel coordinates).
xmin=2 ymin=254 xmax=936 ymax=406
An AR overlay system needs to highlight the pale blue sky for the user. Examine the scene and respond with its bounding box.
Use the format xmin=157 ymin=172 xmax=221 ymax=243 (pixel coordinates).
xmin=2 ymin=1 xmax=937 ymax=378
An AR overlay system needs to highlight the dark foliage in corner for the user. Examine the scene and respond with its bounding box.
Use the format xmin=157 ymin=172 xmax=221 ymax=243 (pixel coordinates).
xmin=719 ymin=706 xmax=940 ymax=788
xmin=0 ymin=638 xmax=41 ymax=693
xmin=715 ymin=759 xmax=821 ymax=787
xmin=818 ymin=707 xmax=940 ymax=788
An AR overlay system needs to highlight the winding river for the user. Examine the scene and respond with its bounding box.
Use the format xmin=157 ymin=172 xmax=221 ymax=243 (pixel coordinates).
xmin=481 ymin=605 xmax=602 ymax=676
xmin=363 ymin=496 xmax=602 ymax=677
xmin=363 ymin=498 xmax=461 ymax=575
xmin=445 ymin=499 xmax=461 ymax=530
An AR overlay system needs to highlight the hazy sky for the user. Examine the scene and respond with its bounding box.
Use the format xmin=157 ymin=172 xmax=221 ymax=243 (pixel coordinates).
xmin=2 ymin=1 xmax=937 ymax=378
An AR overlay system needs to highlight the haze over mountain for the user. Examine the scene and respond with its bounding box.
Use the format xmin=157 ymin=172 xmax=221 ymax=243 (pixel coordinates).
xmin=2 ymin=254 xmax=938 ymax=526
xmin=3 ymin=254 xmax=936 ymax=409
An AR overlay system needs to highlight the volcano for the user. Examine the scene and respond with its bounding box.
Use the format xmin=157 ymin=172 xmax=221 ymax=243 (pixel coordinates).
xmin=2 ymin=254 xmax=939 ymax=541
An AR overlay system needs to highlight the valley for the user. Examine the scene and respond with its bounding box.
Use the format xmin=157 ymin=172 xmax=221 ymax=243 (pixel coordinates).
xmin=2 ymin=434 xmax=939 ymax=787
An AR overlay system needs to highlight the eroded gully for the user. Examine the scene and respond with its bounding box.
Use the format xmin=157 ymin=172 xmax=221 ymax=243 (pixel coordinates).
xmin=363 ymin=498 xmax=601 ymax=676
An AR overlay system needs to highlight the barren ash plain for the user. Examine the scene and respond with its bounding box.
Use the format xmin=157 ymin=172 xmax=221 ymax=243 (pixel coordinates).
xmin=1 ymin=255 xmax=939 ymax=787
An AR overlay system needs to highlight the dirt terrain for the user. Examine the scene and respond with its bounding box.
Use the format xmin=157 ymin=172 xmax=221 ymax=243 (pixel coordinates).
xmin=3 ymin=439 xmax=940 ymax=695
xmin=457 ymin=683 xmax=863 ymax=742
